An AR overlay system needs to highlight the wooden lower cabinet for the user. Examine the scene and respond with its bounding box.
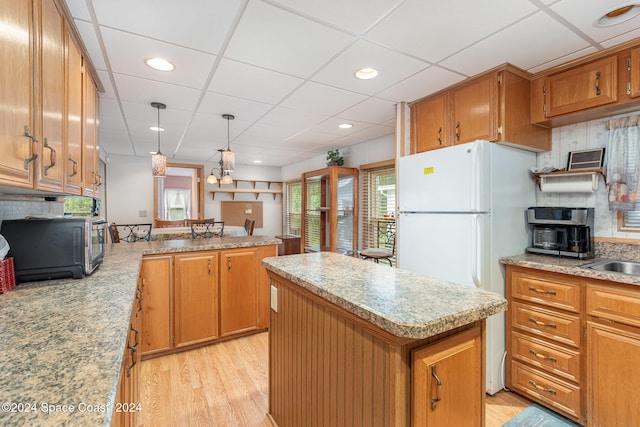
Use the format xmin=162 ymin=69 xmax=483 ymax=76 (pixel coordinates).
xmin=140 ymin=255 xmax=172 ymax=355
xmin=140 ymin=245 xmax=276 ymax=358
xmin=412 ymin=327 xmax=482 ymax=427
xmin=267 ymin=270 xmax=485 ymax=427
xmin=506 ymin=264 xmax=640 ymax=426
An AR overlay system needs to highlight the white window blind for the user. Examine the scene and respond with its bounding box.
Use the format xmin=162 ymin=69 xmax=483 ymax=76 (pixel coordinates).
xmin=283 ymin=181 xmax=302 ymax=235
xmin=304 ymin=179 xmax=322 ymax=251
xmin=361 ymin=163 xmax=396 ymax=264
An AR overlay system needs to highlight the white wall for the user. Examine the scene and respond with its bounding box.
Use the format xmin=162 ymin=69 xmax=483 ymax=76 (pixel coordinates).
xmin=536 ymin=110 xmax=640 ymax=240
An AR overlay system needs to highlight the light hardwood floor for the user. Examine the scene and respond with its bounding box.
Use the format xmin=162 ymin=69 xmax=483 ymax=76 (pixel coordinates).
xmin=138 ymin=332 xmax=531 ymax=427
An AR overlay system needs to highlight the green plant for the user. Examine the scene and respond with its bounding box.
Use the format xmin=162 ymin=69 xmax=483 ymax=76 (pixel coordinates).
xmin=326 ymin=148 xmax=344 ymax=166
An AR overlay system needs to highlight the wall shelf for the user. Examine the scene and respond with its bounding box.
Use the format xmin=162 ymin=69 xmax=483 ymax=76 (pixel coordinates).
xmin=210 ymin=180 xmax=283 ymax=200
xmin=532 ymin=168 xmax=606 ymax=193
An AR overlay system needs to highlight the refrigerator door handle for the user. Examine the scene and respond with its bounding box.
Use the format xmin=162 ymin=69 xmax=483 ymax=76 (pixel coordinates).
xmin=471 ymin=214 xmax=482 ymax=288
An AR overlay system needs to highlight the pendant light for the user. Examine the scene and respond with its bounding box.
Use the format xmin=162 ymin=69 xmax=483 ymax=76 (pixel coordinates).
xmin=151 ymin=102 xmax=167 ymax=177
xmin=221 ymin=114 xmax=235 ymax=172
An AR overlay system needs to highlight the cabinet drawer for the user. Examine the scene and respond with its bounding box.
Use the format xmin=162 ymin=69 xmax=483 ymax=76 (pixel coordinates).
xmin=586 ymin=284 xmax=640 ymax=328
xmin=511 ymin=331 xmax=580 ymax=383
xmin=511 ymin=301 xmax=581 ymax=348
xmin=511 ymin=361 xmax=581 ymax=421
xmin=511 ymin=270 xmax=580 ymax=312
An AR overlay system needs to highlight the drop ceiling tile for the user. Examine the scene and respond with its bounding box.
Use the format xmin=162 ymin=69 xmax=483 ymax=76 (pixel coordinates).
xmin=551 ymin=0 xmax=640 ymax=42
xmin=259 ymin=106 xmax=329 ymax=132
xmin=73 ymin=20 xmax=107 ymax=70
xmin=112 ymin=74 xmax=201 ymax=111
xmin=98 ymin=99 xmax=125 ymax=128
xmin=198 ymin=92 xmax=273 ymax=123
xmin=527 ymin=46 xmax=598 ymax=74
xmin=91 ymin=0 xmax=242 ymax=53
xmin=440 ymin=12 xmax=591 ymax=76
xmin=601 ymin=27 xmax=640 ymax=48
xmin=312 ymin=117 xmax=376 ymax=136
xmin=208 ymin=59 xmax=304 ymax=105
xmin=224 ymin=0 xmax=355 ymax=78
xmin=365 ymin=0 xmax=537 ymax=63
xmin=269 ymin=0 xmax=402 ymax=34
xmin=338 ymin=97 xmax=396 ymax=124
xmin=334 ymin=125 xmax=395 ymax=145
xmin=121 ymin=101 xmax=193 ymax=132
xmin=312 ymin=39 xmax=429 ymax=96
xmin=280 ymin=82 xmax=368 ymax=116
xmin=66 ymin=0 xmax=92 ymax=21
xmin=99 ymin=128 xmax=134 ymax=155
xmin=376 ymin=66 xmax=465 ymax=103
xmin=100 ymin=28 xmax=216 ymax=89
xmin=234 ymin=122 xmax=301 ymax=145
xmin=96 ymin=70 xmax=116 ymax=99
xmin=283 ymin=129 xmax=342 ymax=147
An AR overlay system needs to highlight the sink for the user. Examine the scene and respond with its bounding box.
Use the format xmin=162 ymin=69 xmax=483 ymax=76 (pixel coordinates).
xmin=581 ymin=260 xmax=640 ymax=277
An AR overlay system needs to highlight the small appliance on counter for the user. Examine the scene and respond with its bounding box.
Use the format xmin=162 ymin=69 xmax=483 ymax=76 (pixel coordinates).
xmin=526 ymin=207 xmax=594 ymax=259
xmin=0 ymin=217 xmax=107 ymax=283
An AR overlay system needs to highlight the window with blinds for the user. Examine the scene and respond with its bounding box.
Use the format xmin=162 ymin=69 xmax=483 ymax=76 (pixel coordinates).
xmin=361 ymin=162 xmax=396 ymax=264
xmin=616 ymin=121 xmax=640 ymax=231
xmin=283 ymin=181 xmax=302 ymax=235
xmin=304 ymin=179 xmax=322 ymax=251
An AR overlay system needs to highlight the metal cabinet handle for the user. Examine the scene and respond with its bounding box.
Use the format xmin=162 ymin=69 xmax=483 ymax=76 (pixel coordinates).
xmin=43 ymin=138 xmax=57 ymax=176
xmin=529 ymin=380 xmax=556 ymax=394
xmin=455 ymin=122 xmax=461 ymax=141
xmin=431 ymin=365 xmax=442 ymax=411
xmin=595 ymin=71 xmax=601 ymax=95
xmin=67 ymin=155 xmax=78 ymax=182
xmin=227 ymin=256 xmax=231 ymax=271
xmin=208 ymin=258 xmax=211 ymax=275
xmin=23 ymin=125 xmax=38 ymax=170
xmin=529 ymin=349 xmax=557 ymax=362
xmin=528 ymin=286 xmax=556 ymax=296
xmin=528 ymin=317 xmax=557 ymax=328
xmin=437 ymin=127 xmax=442 ymax=145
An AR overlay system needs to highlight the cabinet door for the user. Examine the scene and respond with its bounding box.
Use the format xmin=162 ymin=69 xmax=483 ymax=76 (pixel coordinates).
xmin=36 ymin=0 xmax=65 ymax=192
xmin=412 ymin=327 xmax=482 ymax=427
xmin=174 ymin=252 xmax=219 ymax=346
xmin=630 ymin=48 xmax=640 ymax=99
xmin=451 ymin=73 xmax=498 ymax=144
xmin=140 ymin=255 xmax=172 ymax=355
xmin=65 ymin=34 xmax=83 ymax=194
xmin=0 ymin=0 xmax=36 ymax=188
xmin=220 ymin=248 xmax=258 ymax=336
xmin=411 ymin=93 xmax=449 ymax=153
xmin=545 ymin=56 xmax=617 ymax=117
xmin=587 ymin=320 xmax=640 ymax=427
xmin=83 ymin=73 xmax=98 ymax=196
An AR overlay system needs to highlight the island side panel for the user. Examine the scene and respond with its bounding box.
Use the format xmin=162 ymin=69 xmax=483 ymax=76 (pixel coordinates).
xmin=267 ymin=271 xmax=482 ymax=427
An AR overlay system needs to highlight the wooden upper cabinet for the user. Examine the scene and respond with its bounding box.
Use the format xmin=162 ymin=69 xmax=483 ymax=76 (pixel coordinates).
xmin=65 ymin=34 xmax=83 ymax=195
xmin=83 ymin=73 xmax=99 ymax=196
xmin=545 ymin=56 xmax=618 ymax=117
xmin=37 ymin=0 xmax=66 ymax=192
xmin=0 ymin=0 xmax=36 ymax=188
xmin=411 ymin=93 xmax=449 ymax=152
xmin=630 ymin=47 xmax=640 ymax=99
xmin=451 ymin=73 xmax=499 ymax=144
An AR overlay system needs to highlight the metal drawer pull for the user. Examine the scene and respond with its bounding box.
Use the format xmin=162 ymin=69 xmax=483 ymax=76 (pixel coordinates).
xmin=595 ymin=71 xmax=601 ymax=95
xmin=528 ymin=286 xmax=556 ymax=296
xmin=529 ymin=380 xmax=556 ymax=394
xmin=43 ymin=138 xmax=57 ymax=175
xmin=67 ymin=155 xmax=78 ymax=182
xmin=529 ymin=349 xmax=557 ymax=362
xmin=455 ymin=121 xmax=461 ymax=141
xmin=528 ymin=317 xmax=557 ymax=328
xmin=437 ymin=127 xmax=442 ymax=145
xmin=23 ymin=125 xmax=38 ymax=169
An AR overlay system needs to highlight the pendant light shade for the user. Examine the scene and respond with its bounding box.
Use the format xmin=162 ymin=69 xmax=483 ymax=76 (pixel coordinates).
xmin=222 ymin=114 xmax=235 ymax=172
xmin=151 ymin=102 xmax=167 ymax=177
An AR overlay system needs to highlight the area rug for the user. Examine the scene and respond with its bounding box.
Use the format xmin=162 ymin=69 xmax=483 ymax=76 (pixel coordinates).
xmin=502 ymin=404 xmax=581 ymax=426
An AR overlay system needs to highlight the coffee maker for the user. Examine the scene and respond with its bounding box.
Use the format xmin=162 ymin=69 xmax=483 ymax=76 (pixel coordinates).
xmin=526 ymin=207 xmax=594 ymax=259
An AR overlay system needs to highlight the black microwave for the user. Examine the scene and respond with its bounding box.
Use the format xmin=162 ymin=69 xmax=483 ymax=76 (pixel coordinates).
xmin=0 ymin=217 xmax=107 ymax=283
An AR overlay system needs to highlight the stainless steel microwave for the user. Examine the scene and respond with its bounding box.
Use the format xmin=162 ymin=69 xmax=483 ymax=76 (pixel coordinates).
xmin=0 ymin=217 xmax=107 ymax=283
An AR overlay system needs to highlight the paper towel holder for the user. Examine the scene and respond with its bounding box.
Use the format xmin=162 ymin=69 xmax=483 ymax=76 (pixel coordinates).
xmin=532 ymin=169 xmax=606 ymax=193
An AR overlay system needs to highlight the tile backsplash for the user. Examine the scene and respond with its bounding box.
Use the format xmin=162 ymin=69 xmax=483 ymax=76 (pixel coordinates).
xmin=536 ymin=111 xmax=639 ymax=241
xmin=0 ymin=197 xmax=64 ymax=221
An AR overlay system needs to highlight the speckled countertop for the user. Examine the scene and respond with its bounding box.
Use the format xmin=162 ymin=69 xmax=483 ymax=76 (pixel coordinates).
xmin=0 ymin=235 xmax=279 ymax=427
xmin=500 ymin=251 xmax=640 ymax=287
xmin=262 ymin=252 xmax=507 ymax=340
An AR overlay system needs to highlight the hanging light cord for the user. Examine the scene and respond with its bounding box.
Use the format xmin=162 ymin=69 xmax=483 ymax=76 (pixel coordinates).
xmin=156 ymin=105 xmax=161 ymax=154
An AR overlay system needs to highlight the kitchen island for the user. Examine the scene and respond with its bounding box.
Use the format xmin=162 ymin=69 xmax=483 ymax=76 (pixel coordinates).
xmin=0 ymin=235 xmax=279 ymax=427
xmin=262 ymin=252 xmax=508 ymax=427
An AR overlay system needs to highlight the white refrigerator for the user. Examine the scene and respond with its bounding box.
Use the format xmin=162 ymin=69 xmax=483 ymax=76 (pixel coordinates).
xmin=397 ymin=140 xmax=536 ymax=395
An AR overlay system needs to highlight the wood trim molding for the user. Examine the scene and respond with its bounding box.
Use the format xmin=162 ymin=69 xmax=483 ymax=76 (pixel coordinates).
xmin=360 ymin=159 xmax=395 ymax=170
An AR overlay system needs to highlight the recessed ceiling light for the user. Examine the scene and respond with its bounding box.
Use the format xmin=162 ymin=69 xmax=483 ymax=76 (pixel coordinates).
xmin=145 ymin=57 xmax=175 ymax=71
xmin=338 ymin=123 xmax=353 ymax=129
xmin=253 ymin=160 xmax=263 ymax=164
xmin=149 ymin=126 xmax=165 ymax=132
xmin=595 ymin=4 xmax=640 ymax=26
xmin=355 ymin=67 xmax=378 ymax=80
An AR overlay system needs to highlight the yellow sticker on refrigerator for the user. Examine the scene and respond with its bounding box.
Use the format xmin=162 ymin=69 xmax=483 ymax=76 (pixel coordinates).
xmin=423 ymin=167 xmax=434 ymax=175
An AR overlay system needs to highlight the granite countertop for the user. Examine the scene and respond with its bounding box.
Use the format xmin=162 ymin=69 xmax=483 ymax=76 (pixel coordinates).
xmin=500 ymin=253 xmax=640 ymax=287
xmin=0 ymin=235 xmax=280 ymax=427
xmin=262 ymin=252 xmax=507 ymax=340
